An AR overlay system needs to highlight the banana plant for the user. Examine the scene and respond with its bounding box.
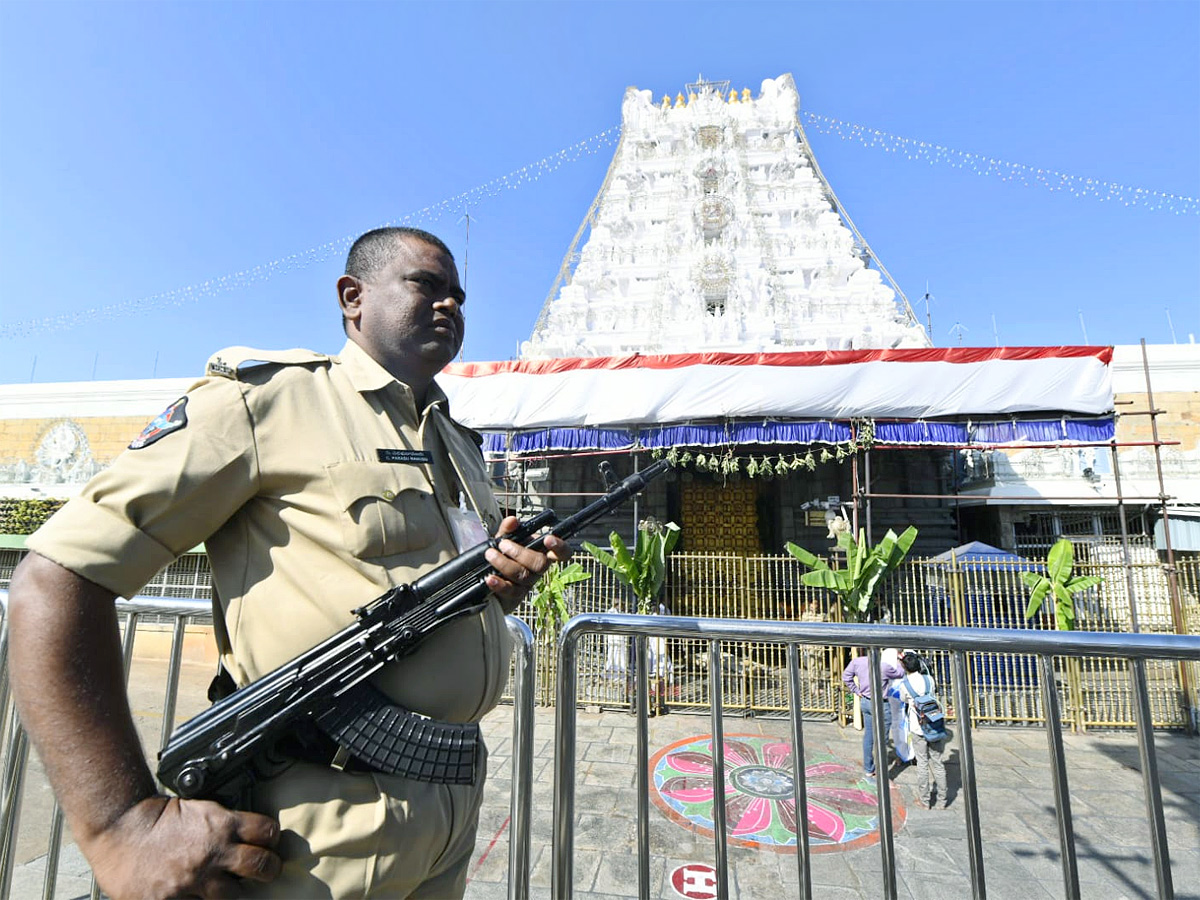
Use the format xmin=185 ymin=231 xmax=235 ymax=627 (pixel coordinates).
xmin=785 ymin=526 xmax=918 ymax=623
xmin=583 ymin=518 xmax=681 ymax=614
xmin=1021 ymin=538 xmax=1104 ymax=631
xmin=528 ymin=562 xmax=592 ymax=636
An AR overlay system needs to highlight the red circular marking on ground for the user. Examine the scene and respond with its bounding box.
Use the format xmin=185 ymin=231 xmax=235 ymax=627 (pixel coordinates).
xmin=670 ymin=862 xmax=719 ymax=899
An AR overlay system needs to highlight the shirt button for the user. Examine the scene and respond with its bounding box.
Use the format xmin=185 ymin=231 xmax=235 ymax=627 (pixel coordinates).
xmin=382 ymin=490 xmax=396 ymax=501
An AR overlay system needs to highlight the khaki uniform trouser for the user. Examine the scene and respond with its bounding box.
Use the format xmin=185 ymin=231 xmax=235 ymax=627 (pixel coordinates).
xmin=242 ymin=744 xmax=488 ymax=899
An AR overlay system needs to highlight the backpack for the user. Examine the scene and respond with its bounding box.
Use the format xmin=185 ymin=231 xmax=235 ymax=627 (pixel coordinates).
xmin=904 ymin=674 xmax=947 ymax=742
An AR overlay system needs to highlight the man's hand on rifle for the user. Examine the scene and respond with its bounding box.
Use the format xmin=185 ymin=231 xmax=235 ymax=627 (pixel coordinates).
xmin=483 ymin=515 xmax=572 ymax=613
xmin=86 ymin=795 xmax=281 ymax=900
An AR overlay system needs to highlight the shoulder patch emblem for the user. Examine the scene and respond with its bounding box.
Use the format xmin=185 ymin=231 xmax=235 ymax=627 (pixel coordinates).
xmin=129 ymin=397 xmax=188 ymax=449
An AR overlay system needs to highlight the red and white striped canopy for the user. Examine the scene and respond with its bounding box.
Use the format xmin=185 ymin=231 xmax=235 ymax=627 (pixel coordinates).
xmin=438 ymin=346 xmax=1113 ymax=430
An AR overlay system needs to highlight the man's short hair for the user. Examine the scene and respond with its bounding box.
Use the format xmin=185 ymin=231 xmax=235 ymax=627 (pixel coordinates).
xmin=341 ymin=227 xmax=455 ymax=333
xmin=344 ymin=227 xmax=454 ymax=282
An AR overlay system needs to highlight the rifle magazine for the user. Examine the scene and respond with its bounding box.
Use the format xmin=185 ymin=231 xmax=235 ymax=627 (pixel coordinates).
xmin=317 ymin=683 xmax=480 ymax=785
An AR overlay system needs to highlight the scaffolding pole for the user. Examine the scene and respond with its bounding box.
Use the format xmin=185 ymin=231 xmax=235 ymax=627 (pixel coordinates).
xmin=1138 ymin=339 xmax=1195 ymax=732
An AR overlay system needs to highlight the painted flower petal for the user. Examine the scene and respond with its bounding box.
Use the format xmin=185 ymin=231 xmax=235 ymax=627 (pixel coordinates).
xmin=806 ymin=803 xmax=846 ymax=842
xmin=730 ymin=796 xmax=774 ymax=836
xmin=659 ymin=775 xmax=715 ymax=803
xmin=762 ymin=742 xmax=794 ymax=769
xmin=804 ymin=762 xmax=856 ymax=778
xmin=721 ymin=739 xmax=760 ymax=767
xmin=667 ymin=751 xmax=716 ymax=775
xmin=720 ymin=792 xmax=753 ymax=834
xmin=777 ymin=798 xmax=798 ymax=835
xmin=809 ymin=787 xmax=879 ymax=814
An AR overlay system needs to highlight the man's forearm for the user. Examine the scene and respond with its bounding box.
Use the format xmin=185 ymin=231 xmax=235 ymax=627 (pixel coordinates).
xmin=7 ymin=553 xmax=158 ymax=846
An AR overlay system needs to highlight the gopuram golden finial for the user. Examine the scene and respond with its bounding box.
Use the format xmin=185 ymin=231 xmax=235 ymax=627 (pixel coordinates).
xmin=728 ymin=89 xmax=738 ymax=103
xmin=674 ymin=92 xmax=685 ymax=108
xmin=741 ymin=87 xmax=751 ymax=102
xmin=661 ymin=95 xmax=671 ymax=109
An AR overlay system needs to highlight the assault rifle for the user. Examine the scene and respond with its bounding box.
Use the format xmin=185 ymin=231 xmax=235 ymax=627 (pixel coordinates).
xmin=158 ymin=458 xmax=670 ymax=806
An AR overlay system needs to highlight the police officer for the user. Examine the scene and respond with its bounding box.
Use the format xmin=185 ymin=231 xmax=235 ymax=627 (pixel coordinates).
xmin=7 ymin=227 xmax=570 ymax=899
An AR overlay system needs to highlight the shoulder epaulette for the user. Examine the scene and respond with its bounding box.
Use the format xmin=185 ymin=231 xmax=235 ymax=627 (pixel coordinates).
xmin=205 ymin=347 xmax=329 ymax=380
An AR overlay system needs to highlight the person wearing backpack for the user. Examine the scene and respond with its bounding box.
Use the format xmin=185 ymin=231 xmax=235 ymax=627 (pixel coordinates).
xmin=897 ymin=650 xmax=949 ymax=809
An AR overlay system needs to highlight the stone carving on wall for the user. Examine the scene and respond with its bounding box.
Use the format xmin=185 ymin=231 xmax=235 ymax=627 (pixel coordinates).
xmin=1 ymin=420 xmax=98 ymax=486
xmin=35 ymin=421 xmax=97 ymax=483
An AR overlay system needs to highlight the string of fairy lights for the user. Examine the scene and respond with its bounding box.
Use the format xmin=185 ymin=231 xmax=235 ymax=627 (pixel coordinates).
xmin=4 ymin=109 xmax=1195 ymax=341
xmin=803 ymin=112 xmax=1199 ymax=215
xmin=0 ymin=127 xmax=622 ymax=341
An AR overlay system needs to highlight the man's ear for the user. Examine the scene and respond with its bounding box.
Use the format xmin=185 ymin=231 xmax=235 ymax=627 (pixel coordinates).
xmin=337 ymin=274 xmax=363 ymax=327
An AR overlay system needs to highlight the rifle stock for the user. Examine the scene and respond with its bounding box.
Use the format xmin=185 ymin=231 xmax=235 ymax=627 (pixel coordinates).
xmin=157 ymin=458 xmax=670 ymax=804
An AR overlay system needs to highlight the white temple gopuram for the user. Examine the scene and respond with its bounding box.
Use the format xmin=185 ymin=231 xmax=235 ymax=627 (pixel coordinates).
xmin=522 ymin=75 xmax=931 ymax=359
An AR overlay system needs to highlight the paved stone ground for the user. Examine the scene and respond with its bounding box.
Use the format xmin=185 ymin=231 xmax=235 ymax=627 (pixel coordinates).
xmin=4 ymin=660 xmax=1197 ymax=899
xmin=464 ymin=706 xmax=1200 ymax=900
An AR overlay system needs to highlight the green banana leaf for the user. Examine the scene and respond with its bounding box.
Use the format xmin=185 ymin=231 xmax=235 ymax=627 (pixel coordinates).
xmin=785 ymin=542 xmax=828 ymax=570
xmin=1046 ymin=538 xmax=1075 ymax=584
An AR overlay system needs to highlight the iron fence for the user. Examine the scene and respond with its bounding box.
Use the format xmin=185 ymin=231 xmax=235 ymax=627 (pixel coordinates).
xmin=551 ymin=613 xmax=1200 ymax=900
xmin=0 ymin=593 xmax=537 ymax=900
xmin=2 ymin=548 xmax=1196 ymax=730
xmin=515 ymin=552 xmax=1200 ymax=731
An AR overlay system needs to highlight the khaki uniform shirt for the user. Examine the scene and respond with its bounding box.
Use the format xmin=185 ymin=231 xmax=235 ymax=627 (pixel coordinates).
xmin=29 ymin=339 xmax=510 ymax=724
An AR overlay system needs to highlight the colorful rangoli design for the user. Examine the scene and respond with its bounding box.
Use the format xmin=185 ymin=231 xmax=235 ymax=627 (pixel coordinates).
xmin=649 ymin=733 xmax=905 ymax=853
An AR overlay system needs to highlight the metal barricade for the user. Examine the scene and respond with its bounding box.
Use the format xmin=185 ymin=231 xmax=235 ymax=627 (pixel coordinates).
xmin=552 ymin=613 xmax=1200 ymax=900
xmin=0 ymin=591 xmax=536 ymax=900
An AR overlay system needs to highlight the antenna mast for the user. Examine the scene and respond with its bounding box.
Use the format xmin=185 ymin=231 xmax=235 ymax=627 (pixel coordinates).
xmin=923 ymin=282 xmax=934 ymax=339
xmin=459 ymin=210 xmax=472 ymax=289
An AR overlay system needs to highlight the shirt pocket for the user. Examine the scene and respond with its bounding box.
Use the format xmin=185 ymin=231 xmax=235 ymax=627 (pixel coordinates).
xmin=325 ymin=460 xmax=440 ymax=559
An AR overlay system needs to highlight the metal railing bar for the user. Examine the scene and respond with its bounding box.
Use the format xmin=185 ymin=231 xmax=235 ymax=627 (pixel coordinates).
xmin=1130 ymin=658 xmax=1174 ymax=900
xmin=40 ymin=805 xmax=63 ymax=900
xmin=552 ymin=624 xmax=579 ymax=899
xmin=0 ymin=614 xmax=11 ymax=757
xmin=786 ymin=644 xmax=813 ymax=900
xmin=560 ymin=616 xmax=1200 ymax=663
xmin=113 ymin=597 xmax=211 ymax=618
xmin=120 ymin=611 xmax=140 ymax=683
xmin=1038 ymin=653 xmax=1080 ymax=899
xmin=505 ymin=615 xmax=535 ymax=900
xmin=950 ymin=649 xmax=986 ymax=899
xmin=0 ymin=711 xmax=27 ymax=900
xmin=708 ymin=640 xmax=730 ymax=900
xmin=158 ymin=617 xmax=188 ymax=758
xmin=867 ymin=647 xmax=898 ymax=900
xmin=635 ymin=635 xmax=651 ymax=900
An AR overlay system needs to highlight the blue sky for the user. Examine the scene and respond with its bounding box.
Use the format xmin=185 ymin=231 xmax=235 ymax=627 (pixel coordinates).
xmin=1 ymin=1 xmax=1197 ymax=385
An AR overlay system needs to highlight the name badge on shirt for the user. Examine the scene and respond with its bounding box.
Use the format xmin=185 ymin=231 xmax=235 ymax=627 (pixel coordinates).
xmin=376 ymin=449 xmax=433 ymax=465
xmin=446 ymin=503 xmax=491 ymax=552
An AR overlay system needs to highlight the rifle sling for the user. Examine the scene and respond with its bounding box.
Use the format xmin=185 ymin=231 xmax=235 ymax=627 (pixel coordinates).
xmin=290 ymin=682 xmax=480 ymax=785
